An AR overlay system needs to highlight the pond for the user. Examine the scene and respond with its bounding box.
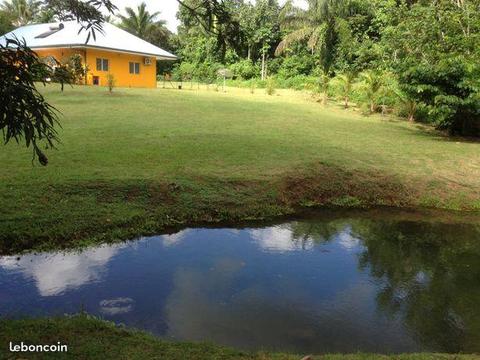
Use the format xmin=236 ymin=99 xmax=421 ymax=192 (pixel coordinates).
xmin=1 ymin=209 xmax=479 ymax=354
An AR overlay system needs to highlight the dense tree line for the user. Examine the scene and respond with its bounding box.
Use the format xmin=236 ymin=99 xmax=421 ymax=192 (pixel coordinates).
xmin=172 ymin=0 xmax=480 ymax=136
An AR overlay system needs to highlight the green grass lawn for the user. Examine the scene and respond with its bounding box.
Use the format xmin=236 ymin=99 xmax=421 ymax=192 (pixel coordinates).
xmin=1 ymin=315 xmax=479 ymax=360
xmin=1 ymin=84 xmax=479 ymax=254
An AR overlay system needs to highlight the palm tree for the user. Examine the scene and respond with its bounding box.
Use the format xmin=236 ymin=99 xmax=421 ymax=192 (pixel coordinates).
xmin=361 ymin=70 xmax=383 ymax=113
xmin=336 ymin=71 xmax=356 ymax=108
xmin=317 ymin=70 xmax=331 ymax=105
xmin=0 ymin=0 xmax=41 ymax=26
xmin=118 ymin=2 xmax=166 ymax=40
xmin=275 ymin=0 xmax=351 ymax=72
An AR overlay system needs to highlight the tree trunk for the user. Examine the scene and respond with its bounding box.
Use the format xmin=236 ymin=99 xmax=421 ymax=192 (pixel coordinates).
xmin=261 ymin=52 xmax=265 ymax=81
xmin=344 ymin=97 xmax=348 ymax=108
xmin=322 ymin=92 xmax=327 ymax=106
xmin=247 ymin=46 xmax=251 ymax=60
xmin=265 ymin=56 xmax=268 ymax=79
xmin=370 ymin=102 xmax=375 ymax=113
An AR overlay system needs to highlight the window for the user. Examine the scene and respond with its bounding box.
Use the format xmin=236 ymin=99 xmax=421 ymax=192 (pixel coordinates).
xmin=96 ymin=58 xmax=109 ymax=71
xmin=129 ymin=62 xmax=140 ymax=74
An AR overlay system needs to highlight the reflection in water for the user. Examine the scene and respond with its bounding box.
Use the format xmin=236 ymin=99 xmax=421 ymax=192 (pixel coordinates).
xmin=0 ymin=210 xmax=479 ymax=354
xmin=249 ymin=225 xmax=314 ymax=252
xmin=0 ymin=244 xmax=124 ymax=296
xmin=354 ymin=220 xmax=480 ymax=352
xmin=99 ymin=297 xmax=135 ymax=315
xmin=163 ymin=258 xmax=415 ymax=353
xmin=162 ymin=229 xmax=193 ymax=247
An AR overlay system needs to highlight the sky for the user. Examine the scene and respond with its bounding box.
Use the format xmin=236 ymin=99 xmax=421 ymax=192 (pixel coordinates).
xmin=111 ymin=0 xmax=308 ymax=33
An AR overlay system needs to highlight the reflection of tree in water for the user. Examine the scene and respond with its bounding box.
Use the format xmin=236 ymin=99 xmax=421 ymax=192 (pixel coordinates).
xmin=287 ymin=215 xmax=480 ymax=352
xmin=289 ymin=220 xmax=347 ymax=247
xmin=350 ymin=220 xmax=480 ymax=353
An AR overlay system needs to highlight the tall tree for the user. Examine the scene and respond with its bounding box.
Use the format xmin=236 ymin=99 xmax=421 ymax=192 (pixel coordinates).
xmin=275 ymin=0 xmax=352 ymax=73
xmin=0 ymin=0 xmax=41 ymax=26
xmin=252 ymin=0 xmax=281 ymax=80
xmin=118 ymin=2 xmax=162 ymax=39
xmin=118 ymin=2 xmax=171 ymax=49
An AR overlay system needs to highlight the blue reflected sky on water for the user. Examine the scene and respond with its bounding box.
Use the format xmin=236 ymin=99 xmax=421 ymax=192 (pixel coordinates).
xmin=1 ymin=214 xmax=479 ymax=354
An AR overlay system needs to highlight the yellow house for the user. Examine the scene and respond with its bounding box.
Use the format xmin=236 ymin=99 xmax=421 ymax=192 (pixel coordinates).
xmin=1 ymin=21 xmax=176 ymax=88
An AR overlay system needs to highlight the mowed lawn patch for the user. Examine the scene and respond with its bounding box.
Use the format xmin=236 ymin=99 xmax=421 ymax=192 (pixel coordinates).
xmin=1 ymin=85 xmax=479 ymax=253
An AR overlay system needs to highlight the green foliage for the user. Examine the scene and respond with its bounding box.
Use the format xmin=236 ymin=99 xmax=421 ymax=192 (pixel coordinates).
xmin=0 ymin=37 xmax=58 ymax=165
xmin=335 ymin=71 xmax=357 ymax=108
xmin=399 ymin=57 xmax=479 ymax=135
xmin=383 ymin=0 xmax=480 ymax=135
xmin=118 ymin=1 xmax=172 ymax=50
xmin=1 ymin=0 xmax=119 ymax=164
xmin=0 ymin=0 xmax=40 ymax=26
xmin=361 ymin=70 xmax=384 ymax=113
xmin=52 ymin=63 xmax=73 ymax=92
xmin=173 ymin=0 xmax=480 ymax=137
xmin=0 ymin=9 xmax=14 ymax=34
xmin=276 ymin=53 xmax=316 ymax=79
xmin=106 ymin=73 xmax=115 ymax=93
xmin=317 ymin=71 xmax=331 ymax=105
xmin=65 ymin=53 xmax=87 ymax=84
xmin=177 ymin=61 xmax=195 ymax=81
xmin=265 ymin=77 xmax=276 ymax=95
xmin=229 ymin=59 xmax=257 ymax=80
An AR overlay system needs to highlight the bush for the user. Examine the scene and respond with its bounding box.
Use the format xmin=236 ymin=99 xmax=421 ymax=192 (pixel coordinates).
xmin=229 ymin=59 xmax=257 ymax=80
xmin=277 ymin=54 xmax=316 ymax=79
xmin=398 ymin=57 xmax=480 ymax=136
xmin=106 ymin=73 xmax=115 ymax=93
xmin=177 ymin=62 xmax=195 ymax=82
xmin=266 ymin=77 xmax=276 ymax=95
xmin=276 ymin=75 xmax=318 ymax=91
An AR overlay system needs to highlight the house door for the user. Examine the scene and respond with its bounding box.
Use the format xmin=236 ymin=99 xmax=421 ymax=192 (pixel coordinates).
xmin=93 ymin=76 xmax=99 ymax=85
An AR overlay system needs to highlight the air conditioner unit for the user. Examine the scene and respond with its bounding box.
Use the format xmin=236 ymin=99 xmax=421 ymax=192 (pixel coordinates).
xmin=144 ymin=57 xmax=152 ymax=65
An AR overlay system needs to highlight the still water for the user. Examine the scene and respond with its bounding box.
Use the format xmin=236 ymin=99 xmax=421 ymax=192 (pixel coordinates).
xmin=1 ymin=209 xmax=479 ymax=354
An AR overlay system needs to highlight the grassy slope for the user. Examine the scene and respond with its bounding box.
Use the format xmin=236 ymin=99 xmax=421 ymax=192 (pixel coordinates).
xmin=1 ymin=85 xmax=479 ymax=254
xmin=1 ymin=315 xmax=478 ymax=360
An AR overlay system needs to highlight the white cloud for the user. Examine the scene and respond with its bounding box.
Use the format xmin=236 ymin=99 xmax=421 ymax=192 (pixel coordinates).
xmin=336 ymin=228 xmax=362 ymax=251
xmin=0 ymin=244 xmax=124 ymax=296
xmin=162 ymin=229 xmax=192 ymax=247
xmin=249 ymin=225 xmax=314 ymax=252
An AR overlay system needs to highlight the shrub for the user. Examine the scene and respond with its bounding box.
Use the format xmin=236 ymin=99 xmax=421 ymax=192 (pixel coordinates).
xmin=334 ymin=72 xmax=357 ymax=108
xmin=398 ymin=57 xmax=480 ymax=136
xmin=106 ymin=73 xmax=115 ymax=93
xmin=317 ymin=71 xmax=331 ymax=105
xmin=229 ymin=59 xmax=257 ymax=80
xmin=360 ymin=70 xmax=384 ymax=113
xmin=67 ymin=54 xmax=87 ymax=84
xmin=277 ymin=54 xmax=315 ymax=79
xmin=266 ymin=77 xmax=276 ymax=95
xmin=276 ymin=75 xmax=317 ymax=91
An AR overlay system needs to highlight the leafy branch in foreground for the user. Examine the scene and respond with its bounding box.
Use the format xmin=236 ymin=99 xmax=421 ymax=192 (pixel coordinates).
xmin=45 ymin=0 xmax=117 ymax=42
xmin=1 ymin=0 xmax=117 ymax=165
xmin=0 ymin=37 xmax=59 ymax=165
